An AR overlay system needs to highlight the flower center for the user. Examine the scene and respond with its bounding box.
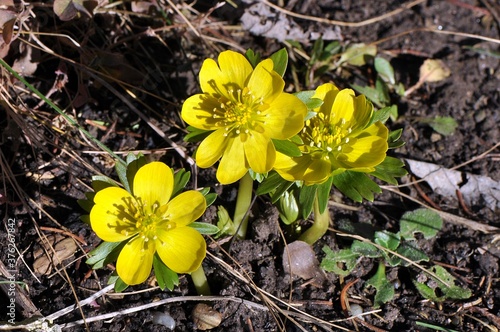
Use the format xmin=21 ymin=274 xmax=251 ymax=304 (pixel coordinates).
xmin=212 ymin=87 xmax=267 ymax=137
xmin=113 ymin=198 xmax=174 ymax=243
xmin=302 ymin=114 xmax=354 ymax=157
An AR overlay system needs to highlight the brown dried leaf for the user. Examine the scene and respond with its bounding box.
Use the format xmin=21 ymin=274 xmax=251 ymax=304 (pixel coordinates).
xmin=12 ymin=44 xmax=38 ymax=76
xmin=419 ymin=59 xmax=451 ymax=83
xmin=53 ymin=0 xmax=97 ymax=21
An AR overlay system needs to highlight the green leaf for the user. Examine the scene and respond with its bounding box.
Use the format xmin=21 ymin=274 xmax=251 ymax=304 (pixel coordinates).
xmin=115 ymin=159 xmax=130 ymax=193
xmin=204 ymin=192 xmax=217 ymax=207
xmin=339 ymin=43 xmax=377 ymax=67
xmin=78 ymin=197 xmax=94 ymax=214
xmin=256 ymin=171 xmax=289 ymax=196
xmin=332 ymin=171 xmax=381 ymax=202
xmin=374 ymin=56 xmax=395 ymax=85
xmin=309 ymin=37 xmax=324 ymax=65
xmin=91 ymin=176 xmax=118 ymax=191
xmin=113 ymin=276 xmax=129 ymax=292
xmin=351 ymin=84 xmax=384 ymax=108
xmin=172 ymin=169 xmax=191 ymax=198
xmin=387 ymin=128 xmax=405 ymax=149
xmin=245 ymin=49 xmax=261 ymax=68
xmin=269 ymin=48 xmax=288 ymax=77
xmin=321 ymin=40 xmax=342 ymax=60
xmin=272 ymin=139 xmax=302 ymax=157
xmin=269 ymin=180 xmax=295 ymax=203
xmin=371 ymin=156 xmax=407 ymax=185
xmin=184 ymin=126 xmax=212 ymax=143
xmin=86 ymin=241 xmax=124 ymax=269
xmin=396 ymin=241 xmax=429 ymax=267
xmin=351 ymin=240 xmax=381 ymax=258
xmin=189 ymin=222 xmax=220 ymax=235
xmin=316 ymin=175 xmax=333 ymax=214
xmin=375 ymin=77 xmax=390 ymax=106
xmin=368 ymin=105 xmax=395 ymax=126
xmin=422 ymin=116 xmax=458 ymax=136
xmin=414 ymin=265 xmax=471 ymax=302
xmin=299 ymin=184 xmax=317 ymax=219
xmin=400 ymin=208 xmax=443 ymax=240
xmin=320 ymin=246 xmax=359 ymax=276
xmin=374 ymin=230 xmax=400 ymax=250
xmin=294 ymin=90 xmax=323 ymax=110
xmin=126 ymin=154 xmax=147 ymax=194
xmin=153 ymin=254 xmax=179 ymax=291
xmin=366 ymin=262 xmax=395 ymax=307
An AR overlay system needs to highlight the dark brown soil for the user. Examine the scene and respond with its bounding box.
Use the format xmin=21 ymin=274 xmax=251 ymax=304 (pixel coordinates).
xmin=1 ymin=0 xmax=499 ymax=331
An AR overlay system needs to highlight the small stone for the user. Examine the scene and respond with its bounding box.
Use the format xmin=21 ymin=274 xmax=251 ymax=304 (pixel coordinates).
xmin=192 ymin=303 xmax=222 ymax=330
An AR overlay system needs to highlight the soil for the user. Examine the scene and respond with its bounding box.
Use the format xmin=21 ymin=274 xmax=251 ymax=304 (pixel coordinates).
xmin=1 ymin=0 xmax=499 ymax=331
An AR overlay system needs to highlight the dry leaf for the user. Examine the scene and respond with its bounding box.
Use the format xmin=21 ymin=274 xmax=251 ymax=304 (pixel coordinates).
xmin=406 ymin=159 xmax=500 ymax=211
xmin=53 ymin=0 xmax=97 ymax=21
xmin=419 ymin=59 xmax=451 ymax=83
xmin=12 ymin=44 xmax=38 ymax=76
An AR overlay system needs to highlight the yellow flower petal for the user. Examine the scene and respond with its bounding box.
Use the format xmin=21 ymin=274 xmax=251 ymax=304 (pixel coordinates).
xmin=351 ymin=94 xmax=373 ymax=130
xmin=195 ymin=129 xmax=228 ymax=168
xmin=133 ymin=162 xmax=174 ymax=214
xmin=329 ymin=88 xmax=356 ymax=125
xmin=116 ymin=236 xmax=155 ymax=285
xmin=181 ymin=94 xmax=223 ymax=130
xmin=217 ymin=137 xmax=247 ymax=184
xmin=164 ymin=191 xmax=206 ymax=227
xmin=273 ymin=152 xmax=303 ymax=182
xmin=156 ymin=227 xmax=206 ymax=273
xmin=340 ymin=122 xmax=388 ymax=167
xmin=217 ymin=51 xmax=253 ymax=90
xmin=302 ymin=158 xmax=332 ymax=184
xmin=90 ymin=186 xmax=137 ymax=242
xmin=244 ymin=132 xmax=275 ymax=174
xmin=263 ymin=93 xmax=307 ymax=139
xmin=313 ymin=83 xmax=339 ymax=114
xmin=247 ymin=59 xmax=284 ymax=104
xmin=200 ymin=51 xmax=253 ymax=97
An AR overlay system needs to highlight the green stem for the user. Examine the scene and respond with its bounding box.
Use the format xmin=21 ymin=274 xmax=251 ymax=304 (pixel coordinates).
xmin=298 ymin=194 xmax=331 ymax=244
xmin=233 ymin=172 xmax=253 ymax=239
xmin=190 ymin=265 xmax=211 ymax=296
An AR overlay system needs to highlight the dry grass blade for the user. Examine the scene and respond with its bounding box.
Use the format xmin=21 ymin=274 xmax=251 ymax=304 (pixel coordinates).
xmin=263 ymin=0 xmax=426 ymax=27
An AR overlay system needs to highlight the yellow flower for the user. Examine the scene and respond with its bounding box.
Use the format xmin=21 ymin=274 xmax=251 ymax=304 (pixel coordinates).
xmin=274 ymin=83 xmax=388 ymax=185
xmin=181 ymin=50 xmax=307 ymax=184
xmin=90 ymin=162 xmax=206 ymax=285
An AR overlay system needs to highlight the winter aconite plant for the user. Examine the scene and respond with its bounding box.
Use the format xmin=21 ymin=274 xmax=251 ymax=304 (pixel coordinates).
xmin=81 ymin=155 xmax=217 ymax=292
xmin=89 ymin=162 xmax=206 ymax=285
xmin=181 ymin=50 xmax=307 ymax=185
xmin=182 ymin=49 xmax=307 ymax=238
xmin=274 ymin=83 xmax=389 ymax=184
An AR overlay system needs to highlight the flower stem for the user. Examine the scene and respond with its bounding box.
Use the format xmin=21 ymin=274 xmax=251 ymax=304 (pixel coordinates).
xmin=298 ymin=194 xmax=331 ymax=244
xmin=190 ymin=265 xmax=211 ymax=296
xmin=233 ymin=172 xmax=253 ymax=239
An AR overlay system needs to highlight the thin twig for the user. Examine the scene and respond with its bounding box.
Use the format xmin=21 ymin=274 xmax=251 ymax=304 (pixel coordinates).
xmin=262 ymin=0 xmax=426 ymax=28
